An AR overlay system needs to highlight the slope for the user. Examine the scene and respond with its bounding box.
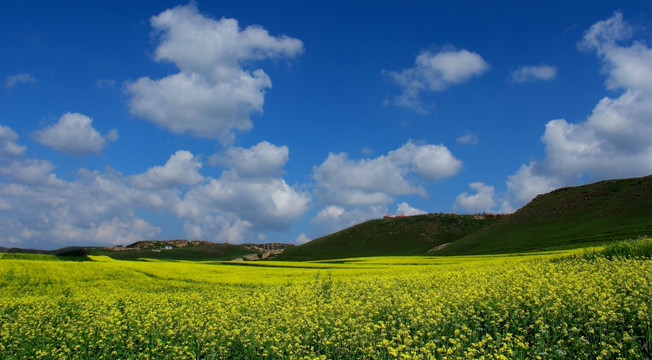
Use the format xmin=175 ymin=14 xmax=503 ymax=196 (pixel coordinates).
xmin=435 ymin=174 xmax=652 ymax=255
xmin=88 ymin=242 xmax=255 ymax=261
xmin=276 ymin=214 xmax=501 ymax=261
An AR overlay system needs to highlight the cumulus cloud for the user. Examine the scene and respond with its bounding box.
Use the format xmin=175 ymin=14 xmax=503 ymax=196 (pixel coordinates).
xmin=313 ymin=152 xmax=424 ymax=206
xmin=5 ymin=73 xmax=37 ymax=90
xmin=33 ymin=112 xmax=117 ymax=154
xmin=131 ymin=144 xmax=305 ymax=244
xmin=396 ymin=202 xmax=427 ymax=216
xmin=502 ymin=162 xmax=561 ymax=212
xmin=578 ymin=12 xmax=632 ymax=54
xmin=579 ymin=12 xmax=652 ymax=91
xmin=209 ymin=141 xmax=289 ymax=178
xmin=0 ymin=156 xmax=167 ymax=249
xmin=0 ymin=130 xmax=308 ymax=248
xmin=454 ymin=182 xmax=497 ymax=213
xmin=313 ymin=141 xmax=461 ymax=207
xmin=511 ymin=64 xmax=557 ymax=83
xmin=180 ymin=176 xmax=310 ymax=232
xmin=387 ymin=141 xmax=463 ymax=181
xmin=295 ymin=232 xmax=310 ymax=245
xmin=50 ymin=218 xmax=161 ymax=247
xmin=311 ymin=141 xmax=460 ymax=236
xmin=156 ymin=142 xmax=308 ymax=242
xmin=131 ymin=150 xmax=204 ymax=189
xmin=0 ymin=159 xmax=63 ymax=187
xmin=385 ymin=48 xmax=489 ymax=113
xmin=182 ymin=216 xmax=253 ymax=244
xmin=176 ymin=141 xmax=310 ymax=242
xmin=0 ymin=125 xmax=26 ymax=159
xmin=502 ymin=12 xmax=652 ymax=211
xmin=310 ymin=204 xmax=387 ymax=238
xmin=125 ymin=4 xmax=303 ymax=142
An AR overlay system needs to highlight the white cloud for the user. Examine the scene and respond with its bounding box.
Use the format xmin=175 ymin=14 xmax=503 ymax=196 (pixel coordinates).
xmin=125 ymin=4 xmax=303 ymax=142
xmin=454 ymin=182 xmax=497 ymax=213
xmin=183 ymin=216 xmax=253 ymax=244
xmin=5 ymin=73 xmax=37 ymax=90
xmin=176 ymin=141 xmax=310 ymax=240
xmin=0 ymin=159 xmax=63 ymax=187
xmin=314 ymin=141 xmax=461 ymax=207
xmin=413 ymin=49 xmax=490 ymax=88
xmin=0 ymin=157 xmax=168 ymax=249
xmin=314 ymin=205 xmax=346 ymax=221
xmin=388 ymin=141 xmax=463 ymax=181
xmin=311 ymin=141 xmax=461 ymax=237
xmin=50 ymin=218 xmax=161 ymax=247
xmin=0 ymin=131 xmax=308 ymax=248
xmin=502 ymin=12 xmax=652 ymax=211
xmin=313 ymin=152 xmax=423 ymax=206
xmin=396 ymin=202 xmax=426 ymax=216
xmin=0 ymin=125 xmax=26 ymax=158
xmin=295 ymin=232 xmax=310 ymax=245
xmin=310 ymin=204 xmax=386 ymax=238
xmin=578 ymin=12 xmax=632 ymax=53
xmin=131 ymin=150 xmax=204 ymax=189
xmin=502 ymin=162 xmax=561 ymax=212
xmin=33 ymin=112 xmax=117 ymax=154
xmin=511 ymin=64 xmax=557 ymax=83
xmin=180 ymin=176 xmax=309 ymax=232
xmin=209 ymin=141 xmax=289 ymax=178
xmin=385 ymin=48 xmax=489 ymax=113
xmin=579 ymin=12 xmax=652 ymax=91
xmin=126 ymin=72 xmax=263 ymax=141
xmin=152 ymin=143 xmax=308 ymax=242
xmin=456 ymin=133 xmax=479 ymax=145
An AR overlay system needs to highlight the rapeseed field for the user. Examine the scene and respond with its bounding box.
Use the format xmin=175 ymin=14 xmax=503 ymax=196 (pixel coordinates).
xmin=0 ymin=245 xmax=650 ymax=359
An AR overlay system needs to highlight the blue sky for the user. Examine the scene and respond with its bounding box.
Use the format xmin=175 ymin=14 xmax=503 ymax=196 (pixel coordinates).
xmin=2 ymin=1 xmax=652 ymax=249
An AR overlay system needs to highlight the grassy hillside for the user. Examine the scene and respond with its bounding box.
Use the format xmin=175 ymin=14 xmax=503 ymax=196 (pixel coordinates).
xmin=2 ymin=240 xmax=294 ymax=262
xmin=435 ymin=175 xmax=652 ymax=255
xmin=277 ymin=214 xmax=501 ymax=261
xmin=88 ymin=243 xmax=255 ymax=261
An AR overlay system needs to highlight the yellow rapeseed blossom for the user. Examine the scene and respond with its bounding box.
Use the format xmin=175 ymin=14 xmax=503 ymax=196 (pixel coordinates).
xmin=0 ymin=250 xmax=650 ymax=359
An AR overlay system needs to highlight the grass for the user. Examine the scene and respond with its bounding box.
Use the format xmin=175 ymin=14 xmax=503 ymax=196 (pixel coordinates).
xmin=88 ymin=243 xmax=254 ymax=261
xmin=435 ymin=175 xmax=652 ymax=256
xmin=0 ymin=253 xmax=64 ymax=261
xmin=278 ymin=214 xmax=500 ymax=261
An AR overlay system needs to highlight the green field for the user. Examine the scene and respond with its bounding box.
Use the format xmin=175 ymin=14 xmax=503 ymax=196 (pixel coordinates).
xmin=277 ymin=214 xmax=501 ymax=261
xmin=1 ymin=240 xmax=651 ymax=359
xmin=87 ymin=243 xmax=255 ymax=261
xmin=437 ymin=175 xmax=652 ymax=256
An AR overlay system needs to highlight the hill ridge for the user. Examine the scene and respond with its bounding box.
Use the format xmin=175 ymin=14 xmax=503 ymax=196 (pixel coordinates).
xmin=435 ymin=174 xmax=652 ymax=255
xmin=276 ymin=213 xmax=502 ymax=261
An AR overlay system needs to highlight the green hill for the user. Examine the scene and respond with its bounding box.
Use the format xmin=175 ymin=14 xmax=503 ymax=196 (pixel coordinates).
xmin=276 ymin=214 xmax=502 ymax=261
xmin=435 ymin=175 xmax=652 ymax=255
xmin=88 ymin=242 xmax=254 ymax=261
xmin=1 ymin=240 xmax=295 ymax=262
xmin=87 ymin=241 xmax=294 ymax=261
xmin=3 ymin=175 xmax=650 ymax=261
